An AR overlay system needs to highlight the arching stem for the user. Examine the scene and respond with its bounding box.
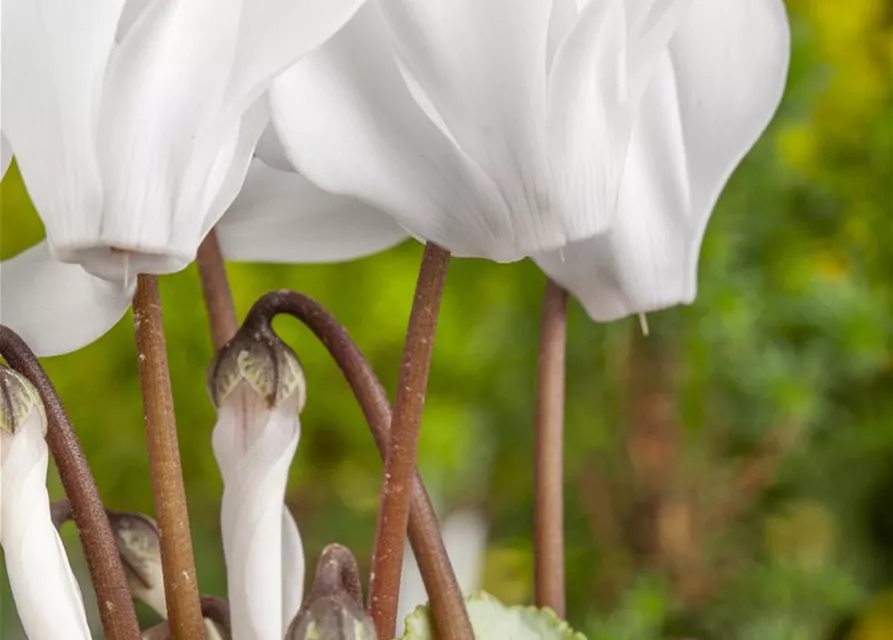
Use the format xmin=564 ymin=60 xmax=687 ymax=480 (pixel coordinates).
xmin=242 ymin=286 xmax=472 ymax=640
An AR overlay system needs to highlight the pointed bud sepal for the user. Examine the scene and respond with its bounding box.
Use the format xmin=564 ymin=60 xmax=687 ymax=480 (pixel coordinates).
xmin=0 ymin=364 xmax=46 ymax=436
xmin=208 ymin=323 xmax=306 ymax=411
xmin=286 ymin=544 xmax=376 ymax=640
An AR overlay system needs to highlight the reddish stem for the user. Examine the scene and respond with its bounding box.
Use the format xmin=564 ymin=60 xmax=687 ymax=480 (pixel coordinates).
xmin=533 ymin=279 xmax=568 ymax=617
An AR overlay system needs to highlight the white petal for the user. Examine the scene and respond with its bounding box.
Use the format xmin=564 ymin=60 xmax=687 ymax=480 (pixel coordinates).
xmin=396 ymin=509 xmax=488 ymax=636
xmin=624 ymin=0 xmax=695 ymax=103
xmin=115 ymin=0 xmax=155 ymax=41
xmin=270 ymin=4 xmax=517 ymax=260
xmin=193 ymin=97 xmax=272 ymax=242
xmin=377 ymin=0 xmax=555 ymax=238
xmin=254 ymin=124 xmax=295 ymax=172
xmin=547 ymin=0 xmax=579 ymax=70
xmin=1 ymin=413 xmax=92 ymax=640
xmin=221 ymin=0 xmax=368 ymax=119
xmin=1 ymin=0 xmax=121 ymax=249
xmin=213 ymin=385 xmax=302 ymax=640
xmin=1 ymin=134 xmax=13 ymax=180
xmin=546 ymin=0 xmax=630 ymax=237
xmin=0 ymin=242 xmax=134 ymax=356
xmin=281 ymin=508 xmax=305 ymax=632
xmin=90 ymin=0 xmax=240 ymax=264
xmin=537 ymin=0 xmax=790 ymax=320
xmin=216 ymin=160 xmax=408 ymax=264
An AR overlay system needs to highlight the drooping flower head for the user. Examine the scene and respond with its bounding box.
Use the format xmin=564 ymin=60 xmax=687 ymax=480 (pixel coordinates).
xmin=0 ymin=0 xmax=366 ymax=355
xmin=1 ymin=0 xmax=366 ymax=282
xmin=264 ymin=0 xmax=699 ymax=262
xmin=534 ymin=0 xmax=791 ymax=320
xmin=239 ymin=0 xmax=790 ymax=321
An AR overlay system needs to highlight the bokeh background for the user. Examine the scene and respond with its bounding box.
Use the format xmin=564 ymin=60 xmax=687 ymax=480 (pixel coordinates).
xmin=1 ymin=1 xmax=891 ymax=638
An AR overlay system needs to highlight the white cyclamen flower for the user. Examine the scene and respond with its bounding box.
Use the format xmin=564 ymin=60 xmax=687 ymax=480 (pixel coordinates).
xmin=0 ymin=366 xmax=91 ymax=640
xmin=533 ymin=0 xmax=790 ymax=320
xmin=0 ymin=0 xmax=366 ymax=355
xmin=263 ymin=0 xmax=696 ymax=262
xmin=209 ymin=329 xmax=308 ymax=640
xmin=226 ymin=0 xmax=789 ymax=321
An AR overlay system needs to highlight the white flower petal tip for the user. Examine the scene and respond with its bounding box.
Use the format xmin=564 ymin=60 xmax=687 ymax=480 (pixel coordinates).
xmin=0 ymin=367 xmax=92 ymax=640
xmin=217 ymin=158 xmax=409 ymax=265
xmin=3 ymin=0 xmax=361 ymax=283
xmin=269 ymin=0 xmax=666 ymax=262
xmin=396 ymin=509 xmax=488 ymax=636
xmin=210 ymin=328 xmax=307 ymax=640
xmin=537 ymin=0 xmax=791 ymax=322
xmin=0 ymin=242 xmax=134 ymax=356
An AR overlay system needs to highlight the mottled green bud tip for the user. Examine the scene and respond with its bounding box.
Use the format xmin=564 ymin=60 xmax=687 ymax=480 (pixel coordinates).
xmin=106 ymin=509 xmax=162 ymax=594
xmin=207 ymin=327 xmax=306 ymax=411
xmin=286 ymin=544 xmax=377 ymax=640
xmin=0 ymin=364 xmax=46 ymax=436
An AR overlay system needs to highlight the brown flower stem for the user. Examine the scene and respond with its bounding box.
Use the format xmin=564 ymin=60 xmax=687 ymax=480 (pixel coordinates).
xmin=196 ymin=231 xmax=239 ymax=350
xmin=368 ymin=243 xmax=450 ymax=638
xmin=0 ymin=325 xmax=141 ymax=640
xmin=133 ymin=275 xmax=204 ymax=639
xmin=533 ymin=279 xmax=568 ymax=617
xmin=243 ymin=287 xmax=472 ymax=640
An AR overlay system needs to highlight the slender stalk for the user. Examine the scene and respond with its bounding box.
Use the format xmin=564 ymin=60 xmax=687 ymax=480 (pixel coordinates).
xmin=533 ymin=279 xmax=568 ymax=617
xmin=0 ymin=326 xmax=141 ymax=640
xmin=368 ymin=242 xmax=451 ymax=638
xmin=243 ymin=290 xmax=473 ymax=640
xmin=196 ymin=231 xmax=239 ymax=350
xmin=132 ymin=275 xmax=205 ymax=639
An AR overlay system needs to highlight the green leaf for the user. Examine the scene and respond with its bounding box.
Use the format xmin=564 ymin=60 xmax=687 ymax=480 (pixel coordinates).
xmin=396 ymin=592 xmax=586 ymax=640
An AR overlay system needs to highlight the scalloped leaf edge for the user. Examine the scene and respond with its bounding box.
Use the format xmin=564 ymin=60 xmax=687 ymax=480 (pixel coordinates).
xmin=396 ymin=591 xmax=587 ymax=640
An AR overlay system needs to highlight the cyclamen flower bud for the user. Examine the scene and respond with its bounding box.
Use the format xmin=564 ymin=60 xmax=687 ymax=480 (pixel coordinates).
xmin=286 ymin=544 xmax=376 ymax=640
xmin=106 ymin=509 xmax=167 ymax=618
xmin=208 ymin=327 xmax=307 ymax=640
xmin=0 ymin=365 xmax=91 ymax=640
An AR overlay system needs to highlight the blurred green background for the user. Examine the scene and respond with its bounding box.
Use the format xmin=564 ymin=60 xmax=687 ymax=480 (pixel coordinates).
xmin=2 ymin=1 xmax=891 ymax=638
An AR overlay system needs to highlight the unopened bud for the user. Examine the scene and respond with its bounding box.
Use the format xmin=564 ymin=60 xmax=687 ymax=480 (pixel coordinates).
xmin=0 ymin=365 xmax=45 ymax=436
xmin=105 ymin=509 xmax=167 ymax=616
xmin=286 ymin=544 xmax=376 ymax=640
xmin=208 ymin=327 xmax=305 ymax=411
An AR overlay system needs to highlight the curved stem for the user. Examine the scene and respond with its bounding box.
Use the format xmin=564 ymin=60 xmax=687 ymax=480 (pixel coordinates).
xmin=533 ymin=279 xmax=568 ymax=617
xmin=0 ymin=325 xmax=141 ymax=640
xmin=200 ymin=596 xmax=233 ymax=640
xmin=243 ymin=287 xmax=473 ymax=640
xmin=196 ymin=231 xmax=239 ymax=350
xmin=133 ymin=275 xmax=205 ymax=639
